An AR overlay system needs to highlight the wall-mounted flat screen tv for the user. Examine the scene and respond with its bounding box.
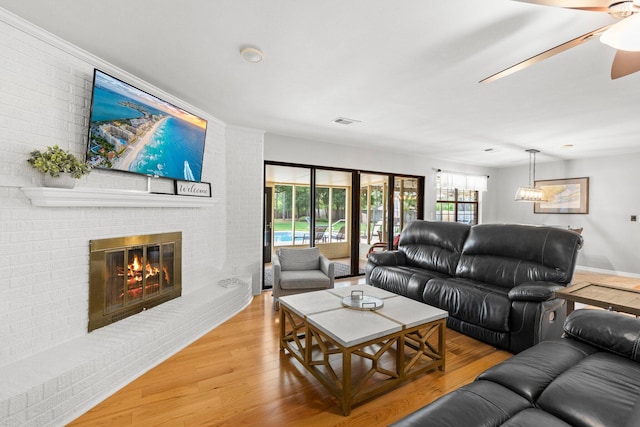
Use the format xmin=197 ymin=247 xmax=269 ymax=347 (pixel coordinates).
xmin=87 ymin=69 xmax=207 ymax=182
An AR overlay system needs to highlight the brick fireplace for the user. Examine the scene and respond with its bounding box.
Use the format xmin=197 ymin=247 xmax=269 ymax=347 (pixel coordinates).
xmin=88 ymin=232 xmax=182 ymax=331
xmin=0 ymin=9 xmax=263 ymax=426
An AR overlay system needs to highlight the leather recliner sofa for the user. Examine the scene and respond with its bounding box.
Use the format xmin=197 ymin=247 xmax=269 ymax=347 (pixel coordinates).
xmin=366 ymin=220 xmax=583 ymax=353
xmin=391 ymin=309 xmax=640 ymax=427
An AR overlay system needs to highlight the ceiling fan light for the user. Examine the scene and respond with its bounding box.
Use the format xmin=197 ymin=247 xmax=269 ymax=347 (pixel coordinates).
xmin=601 ymin=13 xmax=640 ymax=51
xmin=609 ymin=1 xmax=636 ymax=19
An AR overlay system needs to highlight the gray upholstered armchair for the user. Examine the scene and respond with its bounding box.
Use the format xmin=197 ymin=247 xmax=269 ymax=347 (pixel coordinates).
xmin=272 ymin=247 xmax=335 ymax=309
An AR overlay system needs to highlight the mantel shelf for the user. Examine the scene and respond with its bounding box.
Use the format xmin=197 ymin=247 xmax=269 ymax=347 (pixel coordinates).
xmin=21 ymin=187 xmax=217 ymax=208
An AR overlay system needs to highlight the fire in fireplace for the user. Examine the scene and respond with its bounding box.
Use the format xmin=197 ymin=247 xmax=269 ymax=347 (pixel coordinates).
xmin=89 ymin=232 xmax=182 ymax=331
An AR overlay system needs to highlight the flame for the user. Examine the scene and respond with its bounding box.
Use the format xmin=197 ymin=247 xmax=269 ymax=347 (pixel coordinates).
xmin=123 ymin=253 xmax=170 ymax=291
xmin=163 ymin=266 xmax=171 ymax=285
xmin=126 ymin=254 xmax=144 ymax=285
xmin=145 ymin=262 xmax=161 ymax=279
xmin=132 ymin=255 xmax=141 ymax=272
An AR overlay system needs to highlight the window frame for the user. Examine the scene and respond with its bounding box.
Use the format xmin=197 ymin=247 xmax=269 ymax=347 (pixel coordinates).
xmin=435 ymin=186 xmax=479 ymax=225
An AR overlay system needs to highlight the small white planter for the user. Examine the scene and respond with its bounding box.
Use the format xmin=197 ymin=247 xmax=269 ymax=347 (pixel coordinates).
xmin=42 ymin=173 xmax=76 ymax=189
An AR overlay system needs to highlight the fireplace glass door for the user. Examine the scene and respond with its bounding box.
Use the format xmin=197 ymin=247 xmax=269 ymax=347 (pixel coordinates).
xmin=89 ymin=232 xmax=181 ymax=331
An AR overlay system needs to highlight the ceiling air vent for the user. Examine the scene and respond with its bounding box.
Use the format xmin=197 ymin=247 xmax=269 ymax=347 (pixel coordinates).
xmin=333 ymin=117 xmax=361 ymax=125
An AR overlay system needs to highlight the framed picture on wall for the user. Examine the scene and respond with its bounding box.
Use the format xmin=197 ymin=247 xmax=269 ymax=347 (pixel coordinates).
xmin=534 ymin=177 xmax=589 ymax=214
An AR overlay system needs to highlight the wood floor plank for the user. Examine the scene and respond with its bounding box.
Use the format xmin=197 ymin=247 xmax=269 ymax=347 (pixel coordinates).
xmin=69 ymin=271 xmax=631 ymax=426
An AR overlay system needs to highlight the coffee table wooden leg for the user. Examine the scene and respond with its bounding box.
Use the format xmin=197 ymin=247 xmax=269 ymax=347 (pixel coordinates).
xmin=566 ymin=300 xmax=575 ymax=316
xmin=279 ymin=307 xmax=286 ymax=351
xmin=342 ymin=350 xmax=352 ymax=416
xmin=438 ymin=320 xmax=446 ymax=371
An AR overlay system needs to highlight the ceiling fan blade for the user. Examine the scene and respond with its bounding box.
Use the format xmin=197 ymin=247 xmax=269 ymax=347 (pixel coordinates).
xmin=611 ymin=50 xmax=640 ymax=79
xmin=601 ymin=12 xmax=640 ymax=50
xmin=480 ymin=24 xmax=612 ymax=83
xmin=513 ymin=0 xmax=611 ymax=12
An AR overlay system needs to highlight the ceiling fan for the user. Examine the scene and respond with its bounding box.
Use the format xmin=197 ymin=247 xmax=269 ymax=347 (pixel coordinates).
xmin=480 ymin=0 xmax=640 ymax=83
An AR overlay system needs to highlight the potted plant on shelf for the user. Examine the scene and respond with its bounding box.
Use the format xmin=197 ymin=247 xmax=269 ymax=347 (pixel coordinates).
xmin=27 ymin=145 xmax=91 ymax=188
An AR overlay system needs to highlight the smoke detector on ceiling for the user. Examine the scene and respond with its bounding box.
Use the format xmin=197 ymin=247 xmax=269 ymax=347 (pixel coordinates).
xmin=333 ymin=117 xmax=361 ymax=125
xmin=240 ymin=46 xmax=264 ymax=63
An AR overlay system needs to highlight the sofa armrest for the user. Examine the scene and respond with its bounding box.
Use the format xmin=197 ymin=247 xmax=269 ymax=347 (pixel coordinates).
xmin=271 ymin=254 xmax=282 ymax=276
xmin=508 ymin=282 xmax=564 ymax=302
xmin=367 ymin=250 xmax=406 ymax=267
xmin=563 ymin=309 xmax=640 ymax=362
xmin=319 ymin=255 xmax=335 ymax=285
xmin=272 ymin=254 xmax=282 ymax=293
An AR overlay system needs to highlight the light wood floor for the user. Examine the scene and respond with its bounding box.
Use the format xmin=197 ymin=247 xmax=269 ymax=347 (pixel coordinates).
xmin=68 ymin=271 xmax=639 ymax=426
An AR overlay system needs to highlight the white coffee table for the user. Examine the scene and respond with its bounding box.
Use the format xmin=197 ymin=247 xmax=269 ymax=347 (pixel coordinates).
xmin=279 ymin=284 xmax=448 ymax=416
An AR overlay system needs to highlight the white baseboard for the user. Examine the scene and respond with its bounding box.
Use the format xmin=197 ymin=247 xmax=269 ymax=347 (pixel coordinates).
xmin=575 ymin=265 xmax=640 ymax=279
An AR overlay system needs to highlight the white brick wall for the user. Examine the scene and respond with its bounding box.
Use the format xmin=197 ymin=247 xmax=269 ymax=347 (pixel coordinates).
xmin=0 ymin=9 xmax=264 ymax=426
xmin=225 ymin=126 xmax=265 ymax=288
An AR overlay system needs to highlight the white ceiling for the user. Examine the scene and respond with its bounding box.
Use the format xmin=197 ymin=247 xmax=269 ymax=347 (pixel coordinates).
xmin=1 ymin=0 xmax=639 ymax=168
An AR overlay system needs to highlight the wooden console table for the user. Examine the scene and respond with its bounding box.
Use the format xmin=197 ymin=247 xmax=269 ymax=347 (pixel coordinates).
xmin=555 ymin=282 xmax=640 ymax=316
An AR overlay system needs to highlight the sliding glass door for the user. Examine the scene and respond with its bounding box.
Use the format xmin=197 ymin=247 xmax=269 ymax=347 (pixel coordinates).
xmin=264 ymin=165 xmax=354 ymax=281
xmin=359 ymin=173 xmax=388 ymax=258
xmin=357 ymin=174 xmax=423 ymax=271
xmin=394 ymin=176 xmax=420 ymax=234
xmin=264 ymin=163 xmax=423 ymax=288
xmin=265 ymin=165 xmax=311 ymax=250
xmin=313 ymin=170 xmax=352 ymax=276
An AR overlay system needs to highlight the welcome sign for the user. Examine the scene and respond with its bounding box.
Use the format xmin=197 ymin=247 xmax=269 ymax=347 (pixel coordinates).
xmin=175 ymin=180 xmax=211 ymax=197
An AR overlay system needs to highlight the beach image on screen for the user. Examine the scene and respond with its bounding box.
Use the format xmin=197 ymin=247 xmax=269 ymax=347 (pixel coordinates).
xmin=87 ymin=70 xmax=207 ymax=182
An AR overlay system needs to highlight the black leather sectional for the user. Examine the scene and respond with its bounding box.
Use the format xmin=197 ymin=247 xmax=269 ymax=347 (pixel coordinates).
xmin=391 ymin=309 xmax=640 ymax=427
xmin=365 ymin=220 xmax=583 ymax=353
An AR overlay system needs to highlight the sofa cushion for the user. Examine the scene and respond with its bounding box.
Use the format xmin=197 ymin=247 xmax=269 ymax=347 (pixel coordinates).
xmin=563 ymin=309 xmax=640 ymax=362
xmin=423 ymin=278 xmax=511 ymax=332
xmin=624 ymin=398 xmax=640 ymax=427
xmin=456 ymin=224 xmax=583 ymax=288
xmin=398 ymin=220 xmax=470 ymax=276
xmin=277 ymin=247 xmax=320 ymax=271
xmin=279 ymin=270 xmax=331 ymax=290
xmin=390 ymin=380 xmax=531 ymax=427
xmin=500 ymin=408 xmax=572 ymax=427
xmin=478 ymin=339 xmax=597 ymax=403
xmin=368 ymin=266 xmax=447 ymax=301
xmin=537 ymin=352 xmax=640 ymax=427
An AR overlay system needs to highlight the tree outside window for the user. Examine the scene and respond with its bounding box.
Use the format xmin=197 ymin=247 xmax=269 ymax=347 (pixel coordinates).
xmin=435 ymin=184 xmax=478 ymax=225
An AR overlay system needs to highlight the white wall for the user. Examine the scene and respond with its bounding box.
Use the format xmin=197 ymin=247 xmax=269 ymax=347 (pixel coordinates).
xmin=0 ymin=9 xmax=263 ymax=425
xmin=264 ymin=133 xmax=498 ymax=223
xmin=489 ymin=154 xmax=640 ymax=276
xmin=267 ymin=134 xmax=640 ymax=276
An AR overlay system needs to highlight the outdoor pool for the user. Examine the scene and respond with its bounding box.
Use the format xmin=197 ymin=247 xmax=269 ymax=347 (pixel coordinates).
xmin=274 ymin=230 xmax=306 ymax=244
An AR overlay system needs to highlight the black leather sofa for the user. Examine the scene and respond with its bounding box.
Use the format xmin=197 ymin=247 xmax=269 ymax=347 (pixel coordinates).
xmin=366 ymin=220 xmax=583 ymax=353
xmin=391 ymin=309 xmax=640 ymax=427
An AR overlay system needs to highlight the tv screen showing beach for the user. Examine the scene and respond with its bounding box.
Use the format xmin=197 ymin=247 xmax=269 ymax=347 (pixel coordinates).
xmin=87 ymin=69 xmax=207 ymax=182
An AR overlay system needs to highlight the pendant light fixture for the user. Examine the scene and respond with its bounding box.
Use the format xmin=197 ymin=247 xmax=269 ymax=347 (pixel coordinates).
xmin=514 ymin=149 xmax=547 ymax=202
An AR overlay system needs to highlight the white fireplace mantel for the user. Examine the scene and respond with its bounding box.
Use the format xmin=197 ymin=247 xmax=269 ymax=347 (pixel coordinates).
xmin=21 ymin=187 xmax=217 ymax=208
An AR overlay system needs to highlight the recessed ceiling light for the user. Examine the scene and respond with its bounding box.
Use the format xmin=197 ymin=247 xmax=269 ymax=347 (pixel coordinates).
xmin=240 ymin=46 xmax=264 ymax=63
xmin=561 ymin=144 xmax=574 ymax=149
xmin=333 ymin=117 xmax=361 ymax=125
